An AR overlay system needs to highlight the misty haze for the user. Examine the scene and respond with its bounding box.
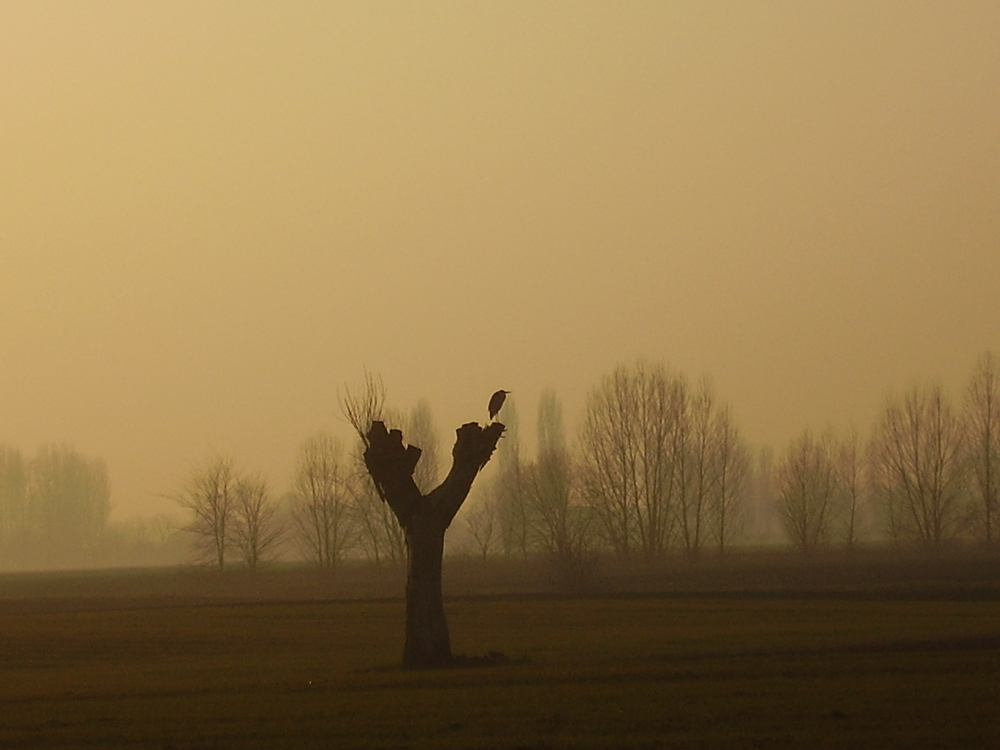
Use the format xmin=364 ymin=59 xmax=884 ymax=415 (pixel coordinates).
xmin=1 ymin=2 xmax=998 ymax=748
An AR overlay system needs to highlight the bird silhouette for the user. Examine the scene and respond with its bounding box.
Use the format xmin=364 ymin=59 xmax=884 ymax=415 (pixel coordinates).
xmin=488 ymin=390 xmax=510 ymax=421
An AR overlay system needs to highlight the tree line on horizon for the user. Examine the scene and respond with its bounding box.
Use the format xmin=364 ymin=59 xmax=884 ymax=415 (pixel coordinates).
xmin=173 ymin=387 xmax=439 ymax=571
xmin=771 ymin=350 xmax=999 ymax=554
xmin=1 ymin=352 xmax=996 ymax=571
xmin=175 ymin=352 xmax=999 ymax=573
xmin=465 ymin=351 xmax=998 ymax=568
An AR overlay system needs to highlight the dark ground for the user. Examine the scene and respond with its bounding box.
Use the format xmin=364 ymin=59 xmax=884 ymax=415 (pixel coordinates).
xmin=1 ymin=550 xmax=998 ymax=748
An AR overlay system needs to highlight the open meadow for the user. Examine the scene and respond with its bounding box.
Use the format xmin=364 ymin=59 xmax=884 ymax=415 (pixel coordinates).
xmin=1 ymin=557 xmax=999 ymax=749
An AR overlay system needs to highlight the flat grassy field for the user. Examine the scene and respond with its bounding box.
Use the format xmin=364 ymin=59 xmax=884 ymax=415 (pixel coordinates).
xmin=1 ymin=592 xmax=998 ymax=749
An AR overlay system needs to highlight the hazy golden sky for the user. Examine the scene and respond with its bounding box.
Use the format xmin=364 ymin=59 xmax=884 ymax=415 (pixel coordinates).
xmin=2 ymin=2 xmax=998 ymax=518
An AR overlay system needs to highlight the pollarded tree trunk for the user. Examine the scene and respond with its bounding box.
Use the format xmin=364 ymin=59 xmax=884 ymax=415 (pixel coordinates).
xmin=363 ymin=419 xmax=504 ymax=668
xmin=405 ymin=516 xmax=449 ymax=665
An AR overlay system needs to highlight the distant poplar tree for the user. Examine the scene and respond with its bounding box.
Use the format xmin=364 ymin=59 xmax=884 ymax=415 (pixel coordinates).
xmin=964 ymin=351 xmax=1000 ymax=548
xmin=524 ymin=390 xmax=589 ymax=566
xmin=679 ymin=377 xmax=714 ymax=558
xmin=835 ymin=427 xmax=868 ymax=549
xmin=493 ymin=398 xmax=528 ymax=559
xmin=708 ymin=404 xmax=750 ymax=555
xmin=408 ymin=399 xmax=441 ymax=494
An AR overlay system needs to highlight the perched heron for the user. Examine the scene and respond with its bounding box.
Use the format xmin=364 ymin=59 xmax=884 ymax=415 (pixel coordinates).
xmin=488 ymin=390 xmax=510 ymax=421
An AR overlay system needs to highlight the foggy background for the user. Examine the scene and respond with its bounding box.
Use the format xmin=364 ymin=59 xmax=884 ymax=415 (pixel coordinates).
xmin=2 ymin=1 xmax=998 ymax=534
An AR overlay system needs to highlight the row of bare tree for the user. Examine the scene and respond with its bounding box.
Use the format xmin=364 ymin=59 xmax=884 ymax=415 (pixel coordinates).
xmin=773 ymin=351 xmax=1000 ymax=552
xmin=176 ymin=350 xmax=999 ymax=569
xmin=459 ymin=363 xmax=752 ymax=566
xmin=460 ymin=352 xmax=999 ymax=563
xmin=462 ymin=390 xmax=590 ymax=569
xmin=176 ymin=386 xmax=443 ymax=570
xmin=175 ymin=457 xmax=283 ymax=570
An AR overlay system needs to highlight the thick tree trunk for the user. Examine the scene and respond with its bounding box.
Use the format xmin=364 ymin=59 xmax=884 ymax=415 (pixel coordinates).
xmin=404 ymin=518 xmax=449 ymax=666
xmin=363 ymin=419 xmax=503 ymax=668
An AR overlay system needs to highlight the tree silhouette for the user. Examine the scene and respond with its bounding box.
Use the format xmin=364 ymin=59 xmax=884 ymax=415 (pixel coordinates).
xmin=965 ymin=351 xmax=1000 ymax=548
xmin=341 ymin=371 xmax=504 ymax=667
xmin=872 ymin=385 xmax=965 ymax=549
xmin=363 ymin=419 xmax=504 ymax=667
xmin=177 ymin=456 xmax=235 ymax=569
xmin=291 ymin=433 xmax=353 ymax=568
xmin=776 ymin=429 xmax=836 ymax=554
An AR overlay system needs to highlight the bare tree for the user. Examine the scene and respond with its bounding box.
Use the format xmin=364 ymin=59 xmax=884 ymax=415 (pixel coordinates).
xmin=580 ymin=361 xmax=684 ymax=560
xmin=581 ymin=365 xmax=638 ymax=558
xmin=362 ymin=419 xmax=504 ymax=667
xmin=637 ymin=367 xmax=686 ymax=559
xmin=460 ymin=491 xmax=501 ymax=558
xmin=230 ymin=474 xmax=283 ymax=571
xmin=678 ymin=377 xmax=713 ymax=557
xmin=341 ymin=374 xmax=407 ymax=564
xmin=524 ymin=390 xmax=589 ymax=566
xmin=291 ymin=433 xmax=354 ymax=568
xmin=836 ymin=426 xmax=867 ymax=549
xmin=342 ymin=373 xmax=505 ymax=666
xmin=708 ymin=404 xmax=750 ymax=555
xmin=177 ymin=456 xmax=235 ymax=569
xmin=776 ymin=429 xmax=836 ymax=554
xmin=340 ymin=369 xmax=386 ymax=447
xmin=493 ymin=398 xmax=529 ymax=559
xmin=964 ymin=351 xmax=1000 ymax=548
xmin=871 ymin=385 xmax=966 ymax=549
